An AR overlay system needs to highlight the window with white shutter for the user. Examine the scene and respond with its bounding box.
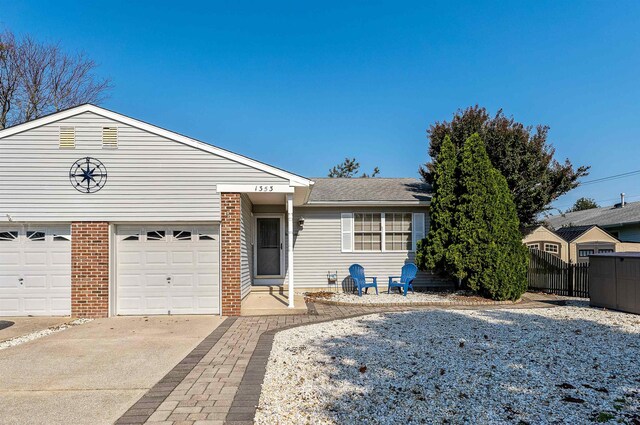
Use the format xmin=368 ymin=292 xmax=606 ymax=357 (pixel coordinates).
xmin=412 ymin=213 xmax=425 ymax=251
xmin=341 ymin=213 xmax=353 ymax=252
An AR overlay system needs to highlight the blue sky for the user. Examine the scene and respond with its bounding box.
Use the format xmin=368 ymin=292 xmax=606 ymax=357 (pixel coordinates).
xmin=3 ymin=1 xmax=640 ymax=212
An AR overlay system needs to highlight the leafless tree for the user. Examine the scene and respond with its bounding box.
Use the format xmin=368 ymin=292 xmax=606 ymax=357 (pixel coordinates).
xmin=0 ymin=30 xmax=111 ymax=129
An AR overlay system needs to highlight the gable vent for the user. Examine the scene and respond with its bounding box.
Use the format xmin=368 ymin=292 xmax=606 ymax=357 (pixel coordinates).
xmin=59 ymin=127 xmax=75 ymax=149
xmin=102 ymin=127 xmax=118 ymax=148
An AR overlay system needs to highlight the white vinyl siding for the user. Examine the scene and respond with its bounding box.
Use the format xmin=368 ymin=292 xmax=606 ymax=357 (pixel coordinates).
xmin=293 ymin=207 xmax=448 ymax=289
xmin=240 ymin=194 xmax=254 ymax=299
xmin=0 ymin=111 xmax=289 ymax=222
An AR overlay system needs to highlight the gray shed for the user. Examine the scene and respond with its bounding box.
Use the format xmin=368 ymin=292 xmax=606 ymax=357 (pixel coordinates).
xmin=589 ymin=252 xmax=640 ymax=315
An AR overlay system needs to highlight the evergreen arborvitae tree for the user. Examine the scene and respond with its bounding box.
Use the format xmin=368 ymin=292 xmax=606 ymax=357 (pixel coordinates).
xmin=449 ymin=134 xmax=493 ymax=290
xmin=483 ymin=168 xmax=529 ymax=300
xmin=451 ymin=134 xmax=528 ymax=300
xmin=416 ymin=136 xmax=457 ymax=274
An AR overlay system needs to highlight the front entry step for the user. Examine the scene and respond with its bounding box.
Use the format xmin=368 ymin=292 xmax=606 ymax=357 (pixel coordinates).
xmin=241 ymin=291 xmax=307 ymax=316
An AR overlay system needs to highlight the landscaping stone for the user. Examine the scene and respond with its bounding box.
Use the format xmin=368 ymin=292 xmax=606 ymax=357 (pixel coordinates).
xmin=256 ymin=301 xmax=640 ymax=424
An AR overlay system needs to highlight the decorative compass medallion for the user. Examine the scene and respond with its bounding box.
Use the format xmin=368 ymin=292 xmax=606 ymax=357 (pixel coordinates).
xmin=69 ymin=157 xmax=107 ymax=193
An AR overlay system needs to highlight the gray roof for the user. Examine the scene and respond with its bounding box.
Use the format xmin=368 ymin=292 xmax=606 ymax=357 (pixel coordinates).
xmin=546 ymin=201 xmax=640 ymax=229
xmin=307 ymin=178 xmax=432 ymax=203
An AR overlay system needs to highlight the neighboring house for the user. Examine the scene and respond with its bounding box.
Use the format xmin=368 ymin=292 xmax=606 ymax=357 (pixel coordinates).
xmin=546 ymin=198 xmax=640 ymax=242
xmin=522 ymin=224 xmax=640 ymax=264
xmin=0 ymin=104 xmax=449 ymax=319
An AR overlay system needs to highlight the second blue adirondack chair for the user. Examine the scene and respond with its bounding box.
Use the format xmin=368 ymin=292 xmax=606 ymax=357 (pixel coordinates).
xmin=388 ymin=263 xmax=418 ymax=296
xmin=349 ymin=264 xmax=379 ymax=297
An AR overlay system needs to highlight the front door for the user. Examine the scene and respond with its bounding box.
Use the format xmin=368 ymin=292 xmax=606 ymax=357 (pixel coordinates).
xmin=256 ymin=217 xmax=281 ymax=276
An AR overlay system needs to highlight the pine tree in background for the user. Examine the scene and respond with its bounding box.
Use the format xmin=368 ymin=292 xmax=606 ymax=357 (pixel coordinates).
xmin=416 ymin=136 xmax=457 ymax=275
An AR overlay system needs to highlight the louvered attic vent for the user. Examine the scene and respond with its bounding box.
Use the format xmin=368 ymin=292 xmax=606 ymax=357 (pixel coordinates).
xmin=102 ymin=127 xmax=118 ymax=148
xmin=59 ymin=127 xmax=75 ymax=149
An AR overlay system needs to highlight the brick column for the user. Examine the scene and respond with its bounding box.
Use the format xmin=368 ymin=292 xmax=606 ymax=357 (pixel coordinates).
xmin=221 ymin=193 xmax=242 ymax=316
xmin=71 ymin=222 xmax=110 ymax=318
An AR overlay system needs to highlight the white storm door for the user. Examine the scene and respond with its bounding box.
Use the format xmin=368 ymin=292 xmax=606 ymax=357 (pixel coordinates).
xmin=116 ymin=225 xmax=219 ymax=315
xmin=0 ymin=226 xmax=71 ymax=316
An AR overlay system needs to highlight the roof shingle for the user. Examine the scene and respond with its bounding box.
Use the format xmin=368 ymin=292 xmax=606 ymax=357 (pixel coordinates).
xmin=307 ymin=178 xmax=432 ymax=203
xmin=546 ymin=201 xmax=640 ymax=228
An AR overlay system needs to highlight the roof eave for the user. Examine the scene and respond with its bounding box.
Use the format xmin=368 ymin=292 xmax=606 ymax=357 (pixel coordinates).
xmin=304 ymin=200 xmax=431 ymax=207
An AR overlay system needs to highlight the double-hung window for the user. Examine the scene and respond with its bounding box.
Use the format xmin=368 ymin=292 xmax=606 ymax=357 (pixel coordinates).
xmin=354 ymin=213 xmax=382 ymax=251
xmin=342 ymin=212 xmax=425 ymax=252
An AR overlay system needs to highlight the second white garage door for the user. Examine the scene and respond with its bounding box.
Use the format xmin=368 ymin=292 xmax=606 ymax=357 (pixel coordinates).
xmin=116 ymin=225 xmax=220 ymax=315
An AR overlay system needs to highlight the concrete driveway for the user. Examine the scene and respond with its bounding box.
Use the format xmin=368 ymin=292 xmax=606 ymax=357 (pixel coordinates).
xmin=0 ymin=315 xmax=224 ymax=425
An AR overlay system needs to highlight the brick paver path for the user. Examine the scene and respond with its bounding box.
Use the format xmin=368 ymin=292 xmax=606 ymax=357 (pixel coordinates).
xmin=117 ymin=296 xmax=559 ymax=425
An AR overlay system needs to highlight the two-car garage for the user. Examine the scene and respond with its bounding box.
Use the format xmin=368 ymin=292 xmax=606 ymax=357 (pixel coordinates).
xmin=0 ymin=224 xmax=220 ymax=317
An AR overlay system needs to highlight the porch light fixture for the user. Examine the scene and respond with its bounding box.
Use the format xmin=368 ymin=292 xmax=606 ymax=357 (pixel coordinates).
xmin=298 ymin=217 xmax=305 ymax=228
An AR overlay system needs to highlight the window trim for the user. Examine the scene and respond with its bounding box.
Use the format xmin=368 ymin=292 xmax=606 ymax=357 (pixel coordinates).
xmin=543 ymin=243 xmax=559 ymax=254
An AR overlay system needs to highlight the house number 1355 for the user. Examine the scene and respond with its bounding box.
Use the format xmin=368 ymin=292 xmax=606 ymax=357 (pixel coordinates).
xmin=254 ymin=185 xmax=274 ymax=192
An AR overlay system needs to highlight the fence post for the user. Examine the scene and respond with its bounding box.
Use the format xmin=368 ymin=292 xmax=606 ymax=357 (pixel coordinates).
xmin=568 ymin=262 xmax=574 ymax=297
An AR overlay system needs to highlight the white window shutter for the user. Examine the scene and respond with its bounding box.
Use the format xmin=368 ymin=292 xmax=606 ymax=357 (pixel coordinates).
xmin=341 ymin=213 xmax=353 ymax=252
xmin=412 ymin=213 xmax=425 ymax=251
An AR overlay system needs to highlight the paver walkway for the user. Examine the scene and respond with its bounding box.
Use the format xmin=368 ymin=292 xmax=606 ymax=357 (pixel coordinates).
xmin=117 ymin=295 xmax=561 ymax=425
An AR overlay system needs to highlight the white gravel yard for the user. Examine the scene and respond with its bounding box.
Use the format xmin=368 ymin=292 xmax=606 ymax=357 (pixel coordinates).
xmin=256 ymin=302 xmax=640 ymax=424
xmin=0 ymin=318 xmax=92 ymax=351
xmin=311 ymin=290 xmax=505 ymax=305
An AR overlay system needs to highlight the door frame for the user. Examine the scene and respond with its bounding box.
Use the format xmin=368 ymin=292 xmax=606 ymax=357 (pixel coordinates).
xmin=253 ymin=213 xmax=285 ymax=279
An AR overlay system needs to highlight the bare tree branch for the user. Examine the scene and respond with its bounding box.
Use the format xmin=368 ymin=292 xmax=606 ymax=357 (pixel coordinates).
xmin=0 ymin=29 xmax=111 ymax=129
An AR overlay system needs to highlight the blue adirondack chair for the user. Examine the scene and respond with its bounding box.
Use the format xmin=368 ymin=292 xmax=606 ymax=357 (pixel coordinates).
xmin=388 ymin=263 xmax=418 ymax=296
xmin=349 ymin=264 xmax=379 ymax=297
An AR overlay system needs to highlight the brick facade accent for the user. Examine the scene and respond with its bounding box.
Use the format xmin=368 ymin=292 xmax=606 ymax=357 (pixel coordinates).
xmin=71 ymin=222 xmax=110 ymax=318
xmin=221 ymin=193 xmax=242 ymax=316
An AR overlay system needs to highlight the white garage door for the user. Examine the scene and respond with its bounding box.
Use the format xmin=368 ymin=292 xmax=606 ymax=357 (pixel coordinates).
xmin=116 ymin=225 xmax=220 ymax=315
xmin=0 ymin=226 xmax=71 ymax=316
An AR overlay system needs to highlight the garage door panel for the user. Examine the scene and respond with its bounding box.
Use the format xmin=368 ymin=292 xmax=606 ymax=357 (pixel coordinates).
xmin=25 ymin=252 xmax=47 ymax=266
xmin=23 ymin=298 xmax=47 ymax=313
xmin=171 ymin=274 xmax=194 ymax=287
xmin=197 ymin=251 xmax=217 ymax=264
xmin=50 ymin=274 xmax=71 ymax=288
xmin=171 ymin=251 xmax=194 ymax=264
xmin=0 ymin=252 xmax=20 ymax=264
xmin=0 ymin=298 xmax=19 ymax=314
xmin=146 ymin=275 xmax=170 ymax=288
xmin=23 ymin=275 xmax=47 ymax=288
xmin=117 ymin=225 xmax=220 ymax=315
xmin=146 ymin=251 xmax=169 ymax=265
xmin=0 ymin=275 xmax=20 ymax=289
xmin=50 ymin=252 xmax=70 ymax=266
xmin=196 ymin=274 xmax=218 ymax=288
